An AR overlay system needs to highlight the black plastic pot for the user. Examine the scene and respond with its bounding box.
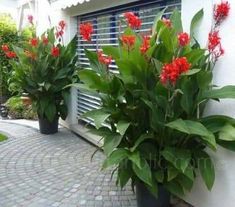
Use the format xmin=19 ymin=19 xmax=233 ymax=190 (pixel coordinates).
xmin=38 ymin=116 xmax=59 ymax=134
xmin=136 ymin=182 xmax=170 ymax=207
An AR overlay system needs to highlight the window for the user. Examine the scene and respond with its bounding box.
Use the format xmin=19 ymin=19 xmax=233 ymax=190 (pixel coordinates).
xmin=77 ymin=0 xmax=181 ymax=126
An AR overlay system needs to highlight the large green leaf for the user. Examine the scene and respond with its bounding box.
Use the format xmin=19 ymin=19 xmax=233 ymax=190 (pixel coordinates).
xmin=180 ymin=79 xmax=194 ymax=114
xmin=83 ymin=108 xmax=110 ymax=129
xmin=176 ymin=174 xmax=194 ymax=192
xmin=182 ymin=69 xmax=201 ymax=76
xmin=130 ymin=133 xmax=153 ymax=152
xmin=162 ymin=147 xmax=191 ymax=173
xmin=115 ymin=59 xmax=137 ymax=84
xmin=103 ymin=134 xmax=123 ymax=156
xmin=166 ymin=119 xmax=216 ymax=149
xmin=129 ymin=151 xmax=141 ymax=168
xmin=116 ymin=121 xmax=130 ymax=136
xmin=190 ymin=9 xmax=204 ymax=38
xmin=102 ymin=46 xmax=120 ymax=59
xmin=201 ymin=86 xmax=235 ymax=100
xmin=197 ymin=70 xmax=212 ymax=89
xmin=102 ymin=149 xmax=129 ymax=169
xmin=200 ymin=115 xmax=235 ymax=133
xmin=167 ymin=166 xmax=179 ymax=181
xmin=117 ymin=161 xmax=132 ymax=188
xmin=132 ymin=158 xmax=153 ymax=186
xmin=45 ymin=102 xmax=57 ymax=122
xmin=164 ymin=181 xmax=185 ymax=197
xmin=78 ymin=69 xmax=109 ymax=93
xmin=152 ymin=8 xmax=166 ymax=35
xmin=155 ymin=170 xmax=164 ymax=183
xmin=170 ymin=9 xmax=183 ymax=33
xmin=219 ymin=124 xmax=235 ymax=141
xmin=217 ymin=140 xmax=235 ymax=151
xmin=195 ymin=150 xmax=215 ymax=190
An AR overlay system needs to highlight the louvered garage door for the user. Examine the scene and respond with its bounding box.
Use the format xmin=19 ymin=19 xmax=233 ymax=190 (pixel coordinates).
xmin=77 ymin=0 xmax=181 ymax=126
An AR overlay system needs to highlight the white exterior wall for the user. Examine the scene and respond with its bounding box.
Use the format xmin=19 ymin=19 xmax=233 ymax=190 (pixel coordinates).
xmin=182 ymin=0 xmax=235 ymax=207
xmin=0 ymin=0 xmax=17 ymax=20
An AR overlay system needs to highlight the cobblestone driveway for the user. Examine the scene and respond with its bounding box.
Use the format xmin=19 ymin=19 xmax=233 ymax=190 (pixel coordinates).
xmin=0 ymin=121 xmax=136 ymax=207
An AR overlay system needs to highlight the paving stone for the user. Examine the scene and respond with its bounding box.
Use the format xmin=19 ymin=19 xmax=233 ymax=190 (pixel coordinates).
xmin=0 ymin=121 xmax=193 ymax=207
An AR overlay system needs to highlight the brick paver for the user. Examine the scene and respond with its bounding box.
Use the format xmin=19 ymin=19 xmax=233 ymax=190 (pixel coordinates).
xmin=0 ymin=122 xmax=136 ymax=207
xmin=0 ymin=121 xmax=192 ymax=207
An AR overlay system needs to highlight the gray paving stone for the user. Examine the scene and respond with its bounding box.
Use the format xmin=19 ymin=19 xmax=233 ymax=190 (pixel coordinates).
xmin=0 ymin=121 xmax=192 ymax=207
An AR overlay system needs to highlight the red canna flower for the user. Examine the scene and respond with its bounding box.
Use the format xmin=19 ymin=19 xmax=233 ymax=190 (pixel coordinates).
xmin=162 ymin=18 xmax=172 ymax=28
xmin=56 ymin=30 xmax=64 ymax=38
xmin=98 ymin=51 xmax=112 ymax=66
xmin=59 ymin=20 xmax=66 ymax=30
xmin=174 ymin=57 xmax=191 ymax=73
xmin=214 ymin=1 xmax=230 ymax=25
xmin=42 ymin=36 xmax=49 ymax=45
xmin=51 ymin=46 xmax=60 ymax=57
xmin=208 ymin=31 xmax=221 ymax=52
xmin=30 ymin=38 xmax=38 ymax=47
xmin=5 ymin=51 xmax=16 ymax=58
xmin=140 ymin=35 xmax=151 ymax=54
xmin=124 ymin=12 xmax=142 ymax=29
xmin=160 ymin=62 xmax=179 ymax=85
xmin=160 ymin=57 xmax=191 ymax=85
xmin=80 ymin=23 xmax=93 ymax=41
xmin=178 ymin=32 xmax=190 ymax=47
xmin=27 ymin=15 xmax=34 ymax=24
xmin=1 ymin=44 xmax=9 ymax=52
xmin=121 ymin=35 xmax=136 ymax=50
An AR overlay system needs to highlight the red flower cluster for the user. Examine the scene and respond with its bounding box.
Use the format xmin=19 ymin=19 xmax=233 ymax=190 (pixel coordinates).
xmin=5 ymin=51 xmax=16 ymax=58
xmin=98 ymin=51 xmax=112 ymax=66
xmin=140 ymin=35 xmax=151 ymax=54
xmin=56 ymin=30 xmax=64 ymax=38
xmin=162 ymin=18 xmax=172 ymax=28
xmin=80 ymin=23 xmax=93 ymax=41
xmin=1 ymin=44 xmax=9 ymax=52
xmin=214 ymin=1 xmax=230 ymax=25
xmin=208 ymin=31 xmax=221 ymax=51
xmin=56 ymin=20 xmax=66 ymax=39
xmin=124 ymin=12 xmax=142 ymax=29
xmin=178 ymin=32 xmax=190 ymax=47
xmin=51 ymin=47 xmax=60 ymax=57
xmin=1 ymin=44 xmax=16 ymax=58
xmin=59 ymin=20 xmax=66 ymax=30
xmin=121 ymin=35 xmax=136 ymax=50
xmin=208 ymin=31 xmax=224 ymax=60
xmin=160 ymin=57 xmax=191 ymax=85
xmin=30 ymin=38 xmax=38 ymax=47
xmin=28 ymin=15 xmax=34 ymax=25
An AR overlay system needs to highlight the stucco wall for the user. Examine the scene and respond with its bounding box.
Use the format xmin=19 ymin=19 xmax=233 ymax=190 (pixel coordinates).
xmin=0 ymin=0 xmax=17 ymax=20
xmin=182 ymin=0 xmax=235 ymax=207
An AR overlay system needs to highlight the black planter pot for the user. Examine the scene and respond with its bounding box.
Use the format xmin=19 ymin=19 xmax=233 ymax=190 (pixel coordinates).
xmin=38 ymin=116 xmax=59 ymax=134
xmin=136 ymin=182 xmax=170 ymax=207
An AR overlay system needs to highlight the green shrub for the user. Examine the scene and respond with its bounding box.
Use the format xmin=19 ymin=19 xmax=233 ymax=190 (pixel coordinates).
xmin=0 ymin=13 xmax=35 ymax=99
xmin=0 ymin=13 xmax=19 ymax=98
xmin=5 ymin=96 xmax=37 ymax=120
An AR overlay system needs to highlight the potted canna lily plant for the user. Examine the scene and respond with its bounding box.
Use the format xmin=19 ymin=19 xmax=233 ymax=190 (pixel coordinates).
xmin=8 ymin=20 xmax=78 ymax=134
xmin=76 ymin=2 xmax=235 ymax=207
